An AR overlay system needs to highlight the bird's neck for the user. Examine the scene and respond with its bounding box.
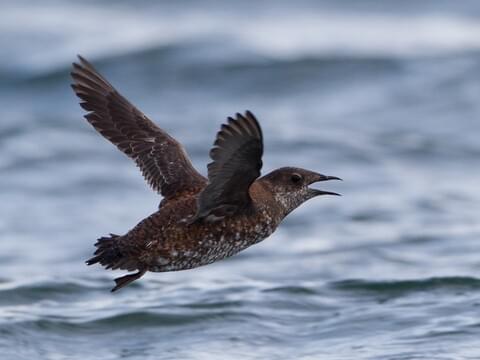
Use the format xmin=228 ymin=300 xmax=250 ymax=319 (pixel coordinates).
xmin=249 ymin=181 xmax=289 ymax=221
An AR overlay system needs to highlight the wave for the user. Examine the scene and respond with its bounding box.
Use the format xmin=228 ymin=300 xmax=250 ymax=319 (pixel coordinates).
xmin=41 ymin=312 xmax=218 ymax=329
xmin=3 ymin=1 xmax=480 ymax=78
xmin=331 ymin=276 xmax=480 ymax=295
xmin=0 ymin=280 xmax=106 ymax=305
xmin=0 ymin=312 xmax=263 ymax=340
xmin=7 ymin=276 xmax=476 ymax=302
xmin=261 ymin=285 xmax=318 ymax=295
xmin=7 ymin=50 xmax=405 ymax=87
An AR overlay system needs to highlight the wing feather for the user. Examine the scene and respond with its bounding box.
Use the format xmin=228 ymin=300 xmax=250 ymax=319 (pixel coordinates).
xmin=193 ymin=111 xmax=263 ymax=221
xmin=71 ymin=55 xmax=206 ymax=199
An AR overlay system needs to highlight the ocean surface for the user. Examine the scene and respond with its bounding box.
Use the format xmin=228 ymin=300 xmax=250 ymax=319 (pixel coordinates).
xmin=1 ymin=1 xmax=480 ymax=359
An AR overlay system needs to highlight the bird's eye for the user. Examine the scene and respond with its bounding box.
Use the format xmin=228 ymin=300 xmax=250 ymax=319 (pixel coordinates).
xmin=291 ymin=173 xmax=302 ymax=184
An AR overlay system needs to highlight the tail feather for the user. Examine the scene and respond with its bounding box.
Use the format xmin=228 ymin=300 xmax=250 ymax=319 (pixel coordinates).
xmin=86 ymin=234 xmax=122 ymax=268
xmin=86 ymin=234 xmax=146 ymax=292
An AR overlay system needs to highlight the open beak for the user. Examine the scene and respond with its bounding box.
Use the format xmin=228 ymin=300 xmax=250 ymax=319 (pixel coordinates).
xmin=308 ymin=173 xmax=342 ymax=196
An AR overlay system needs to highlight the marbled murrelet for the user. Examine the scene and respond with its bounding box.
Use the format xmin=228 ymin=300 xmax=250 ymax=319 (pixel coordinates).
xmin=71 ymin=56 xmax=341 ymax=292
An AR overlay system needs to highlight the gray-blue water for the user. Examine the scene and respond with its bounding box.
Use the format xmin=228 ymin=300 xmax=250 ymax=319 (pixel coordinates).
xmin=1 ymin=1 xmax=480 ymax=359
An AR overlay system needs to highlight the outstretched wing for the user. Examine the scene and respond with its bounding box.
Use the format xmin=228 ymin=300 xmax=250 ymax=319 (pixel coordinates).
xmin=193 ymin=111 xmax=263 ymax=221
xmin=71 ymin=55 xmax=207 ymax=200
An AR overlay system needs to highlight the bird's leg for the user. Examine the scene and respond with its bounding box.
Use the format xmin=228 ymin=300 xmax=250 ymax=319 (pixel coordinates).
xmin=111 ymin=269 xmax=147 ymax=292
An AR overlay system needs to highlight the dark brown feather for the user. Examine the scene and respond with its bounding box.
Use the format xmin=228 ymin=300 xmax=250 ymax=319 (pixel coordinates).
xmin=193 ymin=111 xmax=263 ymax=220
xmin=71 ymin=55 xmax=206 ymax=200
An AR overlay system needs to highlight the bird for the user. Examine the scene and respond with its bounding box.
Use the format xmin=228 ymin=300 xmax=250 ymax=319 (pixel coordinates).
xmin=71 ymin=55 xmax=341 ymax=292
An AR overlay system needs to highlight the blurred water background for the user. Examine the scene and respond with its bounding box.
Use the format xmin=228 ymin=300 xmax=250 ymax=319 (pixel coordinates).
xmin=1 ymin=1 xmax=480 ymax=359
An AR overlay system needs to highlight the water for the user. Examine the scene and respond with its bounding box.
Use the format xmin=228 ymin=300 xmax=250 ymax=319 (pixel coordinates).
xmin=1 ymin=1 xmax=480 ymax=359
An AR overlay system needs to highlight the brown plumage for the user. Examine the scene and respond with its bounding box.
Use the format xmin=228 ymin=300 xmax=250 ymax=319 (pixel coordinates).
xmin=71 ymin=55 xmax=341 ymax=292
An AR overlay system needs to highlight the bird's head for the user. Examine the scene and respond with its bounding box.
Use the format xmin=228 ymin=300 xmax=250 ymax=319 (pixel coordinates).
xmin=259 ymin=167 xmax=341 ymax=216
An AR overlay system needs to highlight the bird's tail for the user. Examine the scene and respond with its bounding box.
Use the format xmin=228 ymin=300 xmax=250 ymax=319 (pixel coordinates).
xmin=86 ymin=234 xmax=123 ymax=269
xmin=86 ymin=234 xmax=146 ymax=292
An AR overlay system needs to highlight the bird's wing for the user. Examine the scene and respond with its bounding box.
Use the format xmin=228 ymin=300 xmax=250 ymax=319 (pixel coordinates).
xmin=71 ymin=55 xmax=207 ymax=200
xmin=193 ymin=111 xmax=263 ymax=221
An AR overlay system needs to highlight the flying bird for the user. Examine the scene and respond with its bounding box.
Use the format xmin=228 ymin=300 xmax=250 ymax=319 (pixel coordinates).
xmin=71 ymin=56 xmax=341 ymax=292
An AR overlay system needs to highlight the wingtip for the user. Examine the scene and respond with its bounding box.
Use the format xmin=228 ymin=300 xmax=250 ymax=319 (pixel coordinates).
xmin=245 ymin=110 xmax=255 ymax=118
xmin=72 ymin=55 xmax=82 ymax=68
xmin=235 ymin=112 xmax=244 ymax=120
xmin=71 ymin=62 xmax=83 ymax=75
xmin=244 ymin=110 xmax=262 ymax=140
xmin=74 ymin=54 xmax=91 ymax=69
